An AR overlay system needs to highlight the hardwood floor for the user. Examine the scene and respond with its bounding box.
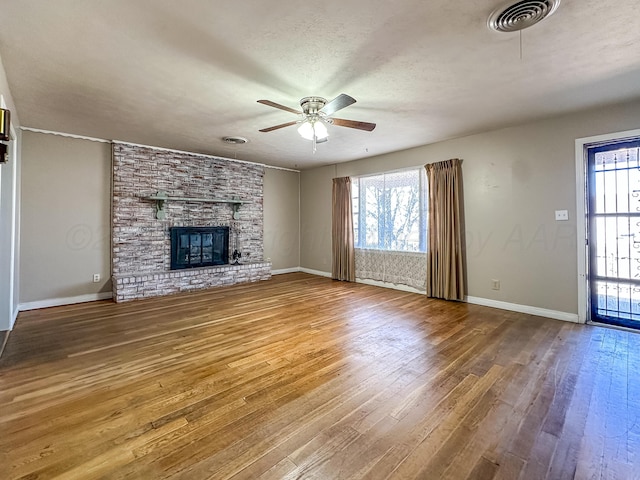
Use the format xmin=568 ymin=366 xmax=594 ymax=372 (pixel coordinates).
xmin=1 ymin=273 xmax=639 ymax=479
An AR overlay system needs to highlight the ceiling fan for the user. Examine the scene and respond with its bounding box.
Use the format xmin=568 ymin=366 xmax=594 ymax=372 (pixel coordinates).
xmin=257 ymin=94 xmax=376 ymax=151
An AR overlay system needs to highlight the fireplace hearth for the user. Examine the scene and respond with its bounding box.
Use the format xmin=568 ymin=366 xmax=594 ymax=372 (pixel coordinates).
xmin=170 ymin=226 xmax=229 ymax=270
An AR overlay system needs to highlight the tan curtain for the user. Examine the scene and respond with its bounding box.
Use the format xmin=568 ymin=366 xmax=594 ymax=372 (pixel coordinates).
xmin=425 ymin=159 xmax=465 ymax=300
xmin=332 ymin=177 xmax=355 ymax=282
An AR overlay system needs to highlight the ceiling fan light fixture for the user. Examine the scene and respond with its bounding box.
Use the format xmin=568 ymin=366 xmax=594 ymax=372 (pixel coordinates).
xmin=297 ymin=120 xmax=328 ymax=141
xmin=314 ymin=121 xmax=328 ymax=140
xmin=297 ymin=121 xmax=314 ymax=140
xmin=258 ymin=94 xmax=375 ymax=143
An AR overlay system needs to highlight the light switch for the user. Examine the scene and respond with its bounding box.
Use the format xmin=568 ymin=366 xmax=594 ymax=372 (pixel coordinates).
xmin=555 ymin=210 xmax=569 ymax=221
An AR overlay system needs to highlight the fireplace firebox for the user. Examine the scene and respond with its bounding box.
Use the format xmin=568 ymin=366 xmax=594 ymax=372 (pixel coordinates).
xmin=170 ymin=226 xmax=229 ymax=270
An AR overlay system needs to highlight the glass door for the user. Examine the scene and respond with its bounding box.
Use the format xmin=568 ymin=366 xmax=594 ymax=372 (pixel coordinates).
xmin=588 ymin=139 xmax=640 ymax=329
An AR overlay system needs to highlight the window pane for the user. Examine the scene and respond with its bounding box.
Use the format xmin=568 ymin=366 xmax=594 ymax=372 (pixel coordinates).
xmin=385 ymin=170 xmax=421 ymax=251
xmin=363 ymin=175 xmax=384 ymax=248
xmin=351 ymin=168 xmax=426 ymax=252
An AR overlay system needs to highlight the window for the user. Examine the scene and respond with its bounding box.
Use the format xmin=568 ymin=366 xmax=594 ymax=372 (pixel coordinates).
xmin=352 ymin=168 xmax=427 ymax=252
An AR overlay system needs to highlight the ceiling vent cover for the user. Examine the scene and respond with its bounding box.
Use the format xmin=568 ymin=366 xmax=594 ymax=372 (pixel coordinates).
xmin=222 ymin=136 xmax=248 ymax=145
xmin=488 ymin=0 xmax=561 ymax=32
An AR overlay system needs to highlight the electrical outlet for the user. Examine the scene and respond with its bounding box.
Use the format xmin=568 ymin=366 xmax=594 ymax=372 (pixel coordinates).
xmin=555 ymin=210 xmax=569 ymax=221
xmin=491 ymin=279 xmax=500 ymax=290
xmin=93 ymin=274 xmax=101 ymax=283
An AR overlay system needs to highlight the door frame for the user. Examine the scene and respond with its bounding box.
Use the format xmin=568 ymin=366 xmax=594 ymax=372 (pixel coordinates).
xmin=575 ymin=128 xmax=640 ymax=324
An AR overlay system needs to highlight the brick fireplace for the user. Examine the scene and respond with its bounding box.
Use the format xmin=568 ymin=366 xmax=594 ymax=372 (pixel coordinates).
xmin=111 ymin=143 xmax=271 ymax=302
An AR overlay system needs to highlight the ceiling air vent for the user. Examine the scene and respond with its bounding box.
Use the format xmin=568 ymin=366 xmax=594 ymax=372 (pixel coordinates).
xmin=488 ymin=0 xmax=561 ymax=33
xmin=222 ymin=136 xmax=248 ymax=145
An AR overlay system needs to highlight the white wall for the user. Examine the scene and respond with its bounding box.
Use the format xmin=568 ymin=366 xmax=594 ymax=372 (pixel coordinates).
xmin=300 ymin=100 xmax=640 ymax=316
xmin=264 ymin=168 xmax=300 ymax=271
xmin=0 ymin=52 xmax=20 ymax=332
xmin=300 ymin=165 xmax=333 ymax=273
xmin=20 ymin=131 xmax=112 ymax=305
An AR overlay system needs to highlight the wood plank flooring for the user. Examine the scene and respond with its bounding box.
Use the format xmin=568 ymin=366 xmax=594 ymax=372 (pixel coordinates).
xmin=1 ymin=273 xmax=639 ymax=479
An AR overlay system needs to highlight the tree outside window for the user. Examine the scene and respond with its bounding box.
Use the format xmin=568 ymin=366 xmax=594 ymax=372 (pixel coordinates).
xmin=352 ymin=168 xmax=427 ymax=252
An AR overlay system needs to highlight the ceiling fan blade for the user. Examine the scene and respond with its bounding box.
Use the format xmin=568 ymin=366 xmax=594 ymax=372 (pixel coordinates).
xmin=320 ymin=94 xmax=356 ymax=116
xmin=257 ymin=99 xmax=301 ymax=115
xmin=259 ymin=120 xmax=299 ymax=133
xmin=331 ymin=117 xmax=376 ymax=132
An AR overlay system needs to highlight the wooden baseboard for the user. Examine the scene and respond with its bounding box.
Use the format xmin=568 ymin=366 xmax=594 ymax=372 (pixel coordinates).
xmin=19 ymin=292 xmax=113 ymax=312
xmin=271 ymin=267 xmax=302 ymax=275
xmin=0 ymin=330 xmax=9 ymax=359
xmin=298 ymin=269 xmax=579 ymax=324
xmin=465 ymin=296 xmax=579 ymax=323
xmin=299 ymin=267 xmax=332 ymax=278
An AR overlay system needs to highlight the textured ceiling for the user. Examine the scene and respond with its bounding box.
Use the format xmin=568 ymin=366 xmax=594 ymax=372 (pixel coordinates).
xmin=1 ymin=0 xmax=640 ymax=169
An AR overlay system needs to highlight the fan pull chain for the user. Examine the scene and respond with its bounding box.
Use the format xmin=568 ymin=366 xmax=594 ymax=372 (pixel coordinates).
xmin=520 ymin=30 xmax=523 ymax=60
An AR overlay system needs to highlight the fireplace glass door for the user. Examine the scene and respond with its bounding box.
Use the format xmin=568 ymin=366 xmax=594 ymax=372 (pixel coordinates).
xmin=170 ymin=226 xmax=229 ymax=269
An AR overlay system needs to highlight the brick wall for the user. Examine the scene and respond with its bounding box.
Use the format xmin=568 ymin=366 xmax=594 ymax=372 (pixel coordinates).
xmin=111 ymin=143 xmax=270 ymax=301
